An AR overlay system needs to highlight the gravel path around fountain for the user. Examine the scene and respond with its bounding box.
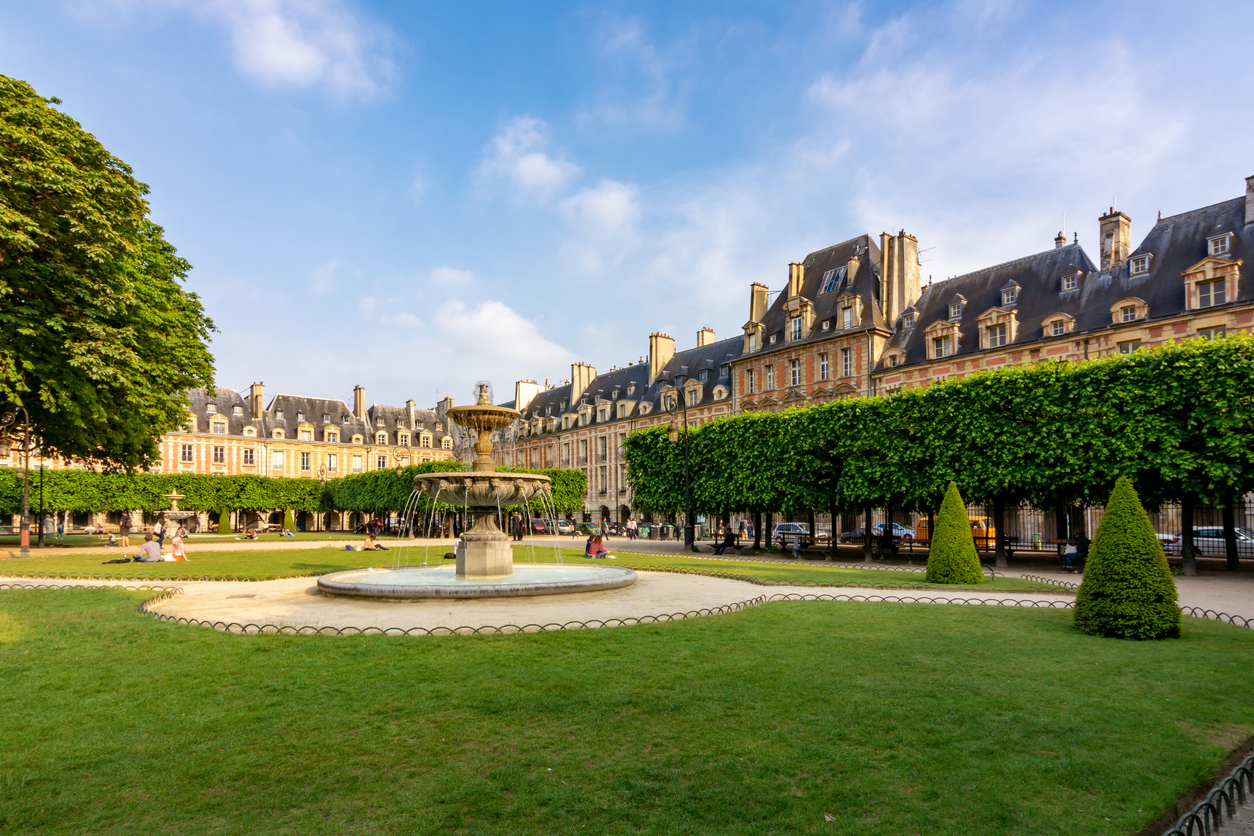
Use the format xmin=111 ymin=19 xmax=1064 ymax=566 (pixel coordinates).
xmin=4 ymin=570 xmax=1253 ymax=634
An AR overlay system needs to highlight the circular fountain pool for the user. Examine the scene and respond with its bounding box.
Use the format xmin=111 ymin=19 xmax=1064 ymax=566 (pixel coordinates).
xmin=317 ymin=564 xmax=638 ymax=600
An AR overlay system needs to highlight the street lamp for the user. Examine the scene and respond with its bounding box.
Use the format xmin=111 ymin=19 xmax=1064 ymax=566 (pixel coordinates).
xmin=0 ymin=401 xmax=32 ymax=557
xmin=662 ymin=387 xmax=694 ymax=550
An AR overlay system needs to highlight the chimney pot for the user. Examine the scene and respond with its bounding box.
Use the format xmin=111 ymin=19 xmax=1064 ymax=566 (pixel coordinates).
xmin=1245 ymin=174 xmax=1254 ymax=226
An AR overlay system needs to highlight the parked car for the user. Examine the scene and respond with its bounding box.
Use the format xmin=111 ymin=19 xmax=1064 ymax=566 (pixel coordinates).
xmin=529 ymin=519 xmax=547 ymax=535
xmin=839 ymin=523 xmax=916 ymax=542
xmin=773 ymin=522 xmax=813 ymax=547
xmin=915 ymin=516 xmax=996 ymax=548
xmin=1156 ymin=532 xmax=1181 ymax=554
xmin=1191 ymin=526 xmax=1254 ymax=557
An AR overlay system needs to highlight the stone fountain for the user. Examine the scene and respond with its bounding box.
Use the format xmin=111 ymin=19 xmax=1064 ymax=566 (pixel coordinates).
xmin=159 ymin=493 xmax=198 ymax=527
xmin=317 ymin=382 xmax=636 ymax=599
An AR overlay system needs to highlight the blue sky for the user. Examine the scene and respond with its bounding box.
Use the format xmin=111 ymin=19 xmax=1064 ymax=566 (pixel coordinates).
xmin=2 ymin=1 xmax=1252 ymax=408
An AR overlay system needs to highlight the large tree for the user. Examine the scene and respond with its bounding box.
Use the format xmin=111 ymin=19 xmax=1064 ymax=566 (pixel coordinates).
xmin=0 ymin=74 xmax=214 ymax=469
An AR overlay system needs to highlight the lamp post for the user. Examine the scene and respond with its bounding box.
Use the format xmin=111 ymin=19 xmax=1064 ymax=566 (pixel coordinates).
xmin=0 ymin=402 xmax=31 ymax=557
xmin=663 ymin=387 xmax=694 ymax=550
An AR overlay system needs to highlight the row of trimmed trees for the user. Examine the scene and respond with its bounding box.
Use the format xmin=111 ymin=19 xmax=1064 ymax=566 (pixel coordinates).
xmin=624 ymin=336 xmax=1254 ymax=573
xmin=0 ymin=461 xmax=588 ymax=527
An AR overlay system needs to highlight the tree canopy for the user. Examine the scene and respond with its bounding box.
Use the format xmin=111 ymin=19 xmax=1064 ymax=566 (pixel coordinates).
xmin=0 ymin=74 xmax=214 ymax=469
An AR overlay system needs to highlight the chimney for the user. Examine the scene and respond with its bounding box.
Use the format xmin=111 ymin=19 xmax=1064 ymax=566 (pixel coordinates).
xmin=353 ymin=385 xmax=365 ymax=421
xmin=249 ymin=382 xmax=264 ymax=420
xmin=879 ymin=230 xmax=921 ymax=325
xmin=787 ymin=262 xmax=804 ymax=298
xmin=514 ymin=380 xmax=541 ymax=413
xmin=1055 ymin=231 xmax=1066 ymax=249
xmin=570 ymin=362 xmax=597 ymax=401
xmin=648 ymin=332 xmax=675 ymax=385
xmin=405 ymin=398 xmax=417 ymax=429
xmin=749 ymin=282 xmax=769 ymax=322
xmin=696 ymin=327 xmax=716 ymax=347
xmin=1099 ymin=208 xmax=1131 ymax=271
xmin=1246 ymin=175 xmax=1254 ymax=226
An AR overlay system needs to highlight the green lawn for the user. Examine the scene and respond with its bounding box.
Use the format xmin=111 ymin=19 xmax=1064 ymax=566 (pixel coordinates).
xmin=1 ymin=589 xmax=1250 ymax=835
xmin=0 ymin=530 xmax=367 ymax=548
xmin=0 ymin=543 xmax=1063 ymax=592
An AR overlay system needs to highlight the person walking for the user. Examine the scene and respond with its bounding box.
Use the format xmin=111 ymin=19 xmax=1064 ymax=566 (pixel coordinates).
xmin=736 ymin=518 xmax=747 ymax=547
xmin=626 ymin=517 xmax=637 ymax=541
xmin=154 ymin=519 xmax=166 ymax=548
xmin=55 ymin=516 xmax=64 ymax=540
xmin=509 ymin=512 xmax=524 ymax=542
xmin=119 ymin=513 xmax=131 ymax=549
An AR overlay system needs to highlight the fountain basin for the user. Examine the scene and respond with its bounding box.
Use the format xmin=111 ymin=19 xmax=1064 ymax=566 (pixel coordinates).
xmin=318 ymin=564 xmax=637 ymax=599
xmin=412 ymin=471 xmax=550 ymax=507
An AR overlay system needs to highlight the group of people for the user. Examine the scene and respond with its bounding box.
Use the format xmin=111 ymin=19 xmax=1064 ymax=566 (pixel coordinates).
xmin=584 ymin=534 xmax=616 ymax=559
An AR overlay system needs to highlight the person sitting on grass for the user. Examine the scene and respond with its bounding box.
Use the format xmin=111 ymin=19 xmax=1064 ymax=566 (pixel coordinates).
xmin=106 ymin=532 xmax=118 ymax=548
xmin=245 ymin=528 xmax=259 ymax=540
xmin=363 ymin=533 xmax=389 ymax=551
xmin=135 ymin=534 xmax=163 ymax=562
xmin=585 ymin=535 xmax=615 ymax=559
xmin=714 ymin=527 xmax=737 ymax=555
xmin=280 ymin=528 xmax=295 ymax=537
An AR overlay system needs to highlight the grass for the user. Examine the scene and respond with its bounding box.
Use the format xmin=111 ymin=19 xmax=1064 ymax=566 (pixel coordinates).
xmin=0 ymin=530 xmax=368 ymax=547
xmin=1 ymin=589 xmax=1252 ymax=835
xmin=0 ymin=543 xmax=1064 ymax=591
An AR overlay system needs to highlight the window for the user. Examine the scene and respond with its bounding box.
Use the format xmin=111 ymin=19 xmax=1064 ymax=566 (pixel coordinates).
xmin=747 ymin=369 xmax=756 ymax=394
xmin=1062 ymin=274 xmax=1078 ymax=291
xmin=398 ymin=433 xmax=410 ymax=446
xmin=299 ymin=430 xmax=312 ymax=441
xmin=212 ymin=422 xmax=226 ymax=434
xmin=902 ymin=312 xmax=915 ymax=328
xmin=243 ymin=448 xmax=254 ymax=466
xmin=819 ymin=353 xmax=829 ymax=381
xmin=889 ymin=354 xmax=899 ymax=367
xmin=296 ymin=412 xmax=305 ymax=422
xmin=1001 ymin=288 xmax=1017 ymax=306
xmin=1121 ymin=305 xmax=1137 ymax=322
xmin=180 ymin=444 xmax=193 ymax=463
xmin=719 ymin=365 xmax=729 ymax=378
xmin=420 ymin=434 xmax=431 ymax=448
xmin=790 ymin=317 xmax=802 ymax=341
xmin=766 ymin=366 xmax=775 ymax=390
xmin=213 ymin=446 xmax=225 ymax=464
xmin=442 ymin=437 xmax=452 ymax=449
xmin=326 ymin=432 xmax=338 ymax=444
xmin=1051 ymin=319 xmax=1066 ymax=337
xmin=271 ymin=451 xmax=284 ymax=469
xmin=820 ymin=266 xmax=846 ymax=294
xmin=321 ymin=413 xmax=330 ymax=423
xmin=843 ymin=308 xmax=853 ymax=329
xmin=598 ymin=437 xmax=607 ymax=462
xmin=841 ymin=348 xmax=852 ymax=377
xmin=1199 ymin=279 xmax=1226 ymax=307
xmin=1117 ymin=339 xmax=1142 ymax=354
xmin=627 ymin=384 xmax=636 ymax=396
xmin=986 ymin=323 xmax=1007 ymax=348
xmin=1209 ymin=235 xmax=1232 ymax=256
xmin=598 ymin=466 xmax=608 ymax=494
xmin=300 ymin=452 xmax=311 ymax=471
xmin=579 ymin=439 xmax=588 ymax=465
xmin=206 ymin=404 xmax=216 ymax=414
xmin=789 ymin=359 xmax=801 ymax=386
xmin=1198 ymin=327 xmax=1227 ymax=340
xmin=275 ymin=410 xmax=284 ymax=420
xmin=377 ymin=455 xmax=387 ymax=470
xmin=233 ymin=406 xmax=243 ymax=416
xmin=699 ymin=369 xmax=709 ymax=382
xmin=1131 ymin=255 xmax=1150 ymax=274
xmin=932 ymin=337 xmax=951 ymax=358
xmin=561 ymin=443 xmax=571 ymax=467
xmin=821 ymin=321 xmax=830 ymax=331
xmin=327 ymin=454 xmax=338 ymax=472
xmin=376 ymin=417 xmax=385 ymax=427
xmin=377 ymin=432 xmax=387 ymax=444
xmin=686 ymin=388 xmax=699 ymax=407
xmin=948 ymin=302 xmax=962 ymax=320
xmin=769 ymin=334 xmax=777 ymax=344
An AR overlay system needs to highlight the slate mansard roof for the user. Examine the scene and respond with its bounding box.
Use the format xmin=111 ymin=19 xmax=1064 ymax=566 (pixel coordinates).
xmin=755 ymin=234 xmax=889 ymax=352
xmin=186 ymin=388 xmax=260 ymax=435
xmin=882 ymin=195 xmax=1252 ymax=368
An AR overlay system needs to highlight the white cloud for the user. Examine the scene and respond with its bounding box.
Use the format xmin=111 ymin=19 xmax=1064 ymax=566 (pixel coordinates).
xmin=575 ymin=16 xmax=686 ymax=131
xmin=560 ymin=179 xmax=641 ymax=237
xmin=436 ymin=299 xmax=571 ymax=368
xmin=476 ymin=116 xmax=581 ymax=201
xmin=429 ymin=267 xmax=475 ymax=287
xmin=381 ymin=311 xmax=423 ymax=328
xmin=357 ymin=296 xmax=376 ymax=315
xmin=309 ymin=258 xmax=347 ymax=293
xmin=86 ymin=0 xmax=397 ymax=97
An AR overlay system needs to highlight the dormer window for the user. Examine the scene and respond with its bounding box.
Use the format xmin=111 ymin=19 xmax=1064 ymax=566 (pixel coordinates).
xmin=1121 ymin=305 xmax=1137 ymax=322
xmin=821 ymin=321 xmax=830 ymax=331
xmin=769 ymin=334 xmax=777 ymax=344
xmin=399 ymin=433 xmax=410 ymax=446
xmin=948 ymin=302 xmax=962 ymax=320
xmin=1199 ymin=279 xmax=1227 ymax=307
xmin=627 ymin=384 xmax=636 ymax=396
xmin=233 ymin=406 xmax=243 ymax=416
xmin=932 ymin=336 xmax=952 ymax=358
xmin=296 ymin=412 xmax=305 ymax=422
xmin=842 ymin=309 xmax=853 ymax=329
xmin=1062 ymin=273 xmax=1079 ymax=292
xmin=699 ymin=369 xmax=709 ymax=382
xmin=1001 ymin=288 xmax=1017 ymax=306
xmin=275 ymin=410 xmax=284 ymax=420
xmin=322 ymin=413 xmax=330 ymax=423
xmin=902 ymin=312 xmax=915 ymax=328
xmin=985 ymin=324 xmax=1008 ymax=348
xmin=376 ymin=417 xmax=385 ymax=427
xmin=211 ymin=421 xmax=226 ymax=434
xmin=719 ymin=365 xmax=729 ymax=377
xmin=1130 ymin=255 xmax=1150 ymax=274
xmin=1209 ymin=233 xmax=1233 ymax=256
xmin=326 ymin=431 xmax=339 ymax=444
xmin=205 ymin=404 xmax=217 ymax=414
xmin=790 ymin=317 xmax=802 ymax=341
xmin=820 ymin=266 xmax=846 ymax=294
xmin=377 ymin=432 xmax=387 ymax=444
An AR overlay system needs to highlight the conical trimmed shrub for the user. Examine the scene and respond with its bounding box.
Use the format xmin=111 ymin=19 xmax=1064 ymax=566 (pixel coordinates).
xmin=1074 ymin=477 xmax=1180 ymax=639
xmin=216 ymin=509 xmax=230 ymax=533
xmin=925 ymin=481 xmax=985 ymax=585
xmin=283 ymin=509 xmax=296 ymax=533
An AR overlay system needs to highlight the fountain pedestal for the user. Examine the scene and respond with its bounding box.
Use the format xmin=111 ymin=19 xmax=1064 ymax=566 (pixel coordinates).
xmin=455 ymin=513 xmax=513 ymax=577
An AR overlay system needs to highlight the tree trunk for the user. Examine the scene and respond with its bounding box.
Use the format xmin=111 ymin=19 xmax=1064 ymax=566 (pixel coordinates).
xmin=863 ymin=503 xmax=874 ymax=563
xmin=829 ymin=499 xmax=839 ymax=559
xmin=765 ymin=512 xmax=774 ymax=549
xmin=1223 ymin=503 xmax=1238 ymax=571
xmin=926 ymin=507 xmax=935 ymax=564
xmin=807 ymin=509 xmax=816 ymax=554
xmin=993 ymin=496 xmax=1009 ymax=568
xmin=1181 ymin=495 xmax=1197 ymax=577
xmin=753 ymin=511 xmax=762 ymax=550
